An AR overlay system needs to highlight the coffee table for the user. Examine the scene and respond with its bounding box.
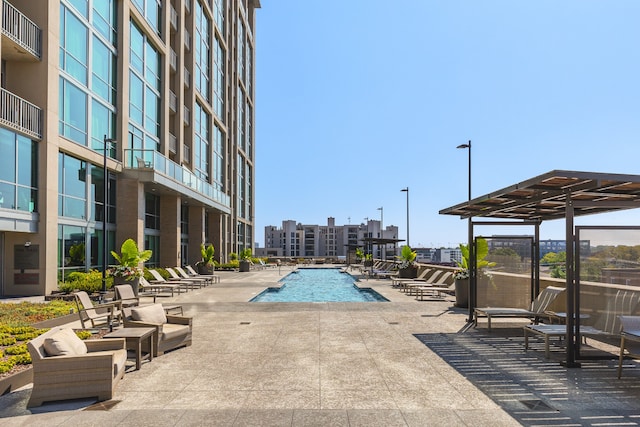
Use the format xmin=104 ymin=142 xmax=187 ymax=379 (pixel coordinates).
xmin=104 ymin=327 xmax=155 ymax=370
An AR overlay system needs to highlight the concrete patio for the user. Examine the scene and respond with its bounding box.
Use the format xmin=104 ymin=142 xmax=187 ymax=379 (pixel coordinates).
xmin=1 ymin=266 xmax=639 ymax=426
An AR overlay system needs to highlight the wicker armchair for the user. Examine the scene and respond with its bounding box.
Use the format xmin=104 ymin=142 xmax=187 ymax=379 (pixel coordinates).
xmin=26 ymin=327 xmax=127 ymax=407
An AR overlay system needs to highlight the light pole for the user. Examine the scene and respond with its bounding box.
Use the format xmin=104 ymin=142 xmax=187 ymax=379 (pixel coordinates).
xmin=401 ymin=187 xmax=409 ymax=247
xmin=102 ymin=135 xmax=116 ymax=301
xmin=377 ymin=206 xmax=383 ymax=260
xmin=456 ymin=140 xmax=472 ymax=321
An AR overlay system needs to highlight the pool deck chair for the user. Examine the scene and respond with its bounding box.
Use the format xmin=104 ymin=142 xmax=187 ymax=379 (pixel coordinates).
xmin=474 ymin=286 xmax=565 ymax=331
xmin=185 ymin=265 xmax=221 ymax=284
xmin=618 ymin=315 xmax=640 ymax=378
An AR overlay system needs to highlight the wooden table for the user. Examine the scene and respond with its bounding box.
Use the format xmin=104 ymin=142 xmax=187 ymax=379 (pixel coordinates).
xmin=104 ymin=327 xmax=155 ymax=370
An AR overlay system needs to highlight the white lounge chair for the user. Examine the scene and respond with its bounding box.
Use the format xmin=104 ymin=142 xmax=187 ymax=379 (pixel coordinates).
xmin=474 ymin=286 xmax=565 ymax=331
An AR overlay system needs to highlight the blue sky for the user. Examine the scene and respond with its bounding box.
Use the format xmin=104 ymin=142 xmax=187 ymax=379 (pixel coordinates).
xmin=254 ymin=1 xmax=640 ymax=248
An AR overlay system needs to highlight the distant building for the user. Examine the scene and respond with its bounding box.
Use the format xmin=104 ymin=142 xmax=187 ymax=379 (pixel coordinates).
xmin=264 ymin=217 xmax=400 ymax=259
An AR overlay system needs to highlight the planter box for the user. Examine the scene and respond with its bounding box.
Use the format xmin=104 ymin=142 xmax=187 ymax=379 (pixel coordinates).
xmin=0 ymin=366 xmax=32 ymax=396
xmin=455 ymin=279 xmax=469 ymax=308
xmin=239 ymin=260 xmax=251 ymax=272
xmin=398 ymin=267 xmax=418 ymax=279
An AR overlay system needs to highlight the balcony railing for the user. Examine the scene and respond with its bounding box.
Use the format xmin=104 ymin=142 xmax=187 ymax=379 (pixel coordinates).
xmin=0 ymin=88 xmax=42 ymax=139
xmin=123 ymin=148 xmax=230 ymax=209
xmin=2 ymin=2 xmax=41 ymax=58
xmin=169 ymin=133 xmax=177 ymax=154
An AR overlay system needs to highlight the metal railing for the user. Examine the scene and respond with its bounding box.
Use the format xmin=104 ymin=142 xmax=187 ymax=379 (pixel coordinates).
xmin=2 ymin=2 xmax=41 ymax=58
xmin=0 ymin=88 xmax=42 ymax=139
xmin=124 ymin=148 xmax=230 ymax=208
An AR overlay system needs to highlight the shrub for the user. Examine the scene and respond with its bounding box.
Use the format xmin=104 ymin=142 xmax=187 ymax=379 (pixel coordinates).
xmin=75 ymin=330 xmax=92 ymax=340
xmin=0 ymin=334 xmax=16 ymax=346
xmin=58 ymin=270 xmax=109 ymax=294
xmin=0 ymin=359 xmax=15 ymax=374
xmin=4 ymin=344 xmax=28 ymax=355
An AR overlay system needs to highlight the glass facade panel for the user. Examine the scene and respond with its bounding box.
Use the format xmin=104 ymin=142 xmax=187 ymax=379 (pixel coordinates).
xmin=194 ymin=102 xmax=209 ymax=180
xmin=59 ymin=78 xmax=88 ymax=144
xmin=59 ymin=153 xmax=87 ymax=219
xmin=214 ymin=38 xmax=224 ymax=119
xmin=92 ymin=0 xmax=117 ymax=44
xmin=195 ymin=1 xmax=211 ymax=101
xmin=212 ymin=124 xmax=224 ymax=190
xmin=92 ymin=36 xmax=116 ymax=103
xmin=0 ymin=129 xmax=38 ymax=212
xmin=60 ymin=4 xmax=88 ymax=84
xmin=145 ymin=192 xmax=160 ymax=230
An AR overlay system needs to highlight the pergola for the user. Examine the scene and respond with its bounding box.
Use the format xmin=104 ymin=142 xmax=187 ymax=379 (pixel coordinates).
xmin=440 ymin=170 xmax=640 ymax=366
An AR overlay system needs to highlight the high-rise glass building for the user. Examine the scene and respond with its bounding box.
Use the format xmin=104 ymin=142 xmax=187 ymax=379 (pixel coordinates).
xmin=0 ymin=0 xmax=259 ymax=296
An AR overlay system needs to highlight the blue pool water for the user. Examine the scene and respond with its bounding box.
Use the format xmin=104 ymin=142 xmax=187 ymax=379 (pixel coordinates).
xmin=250 ymin=268 xmax=388 ymax=302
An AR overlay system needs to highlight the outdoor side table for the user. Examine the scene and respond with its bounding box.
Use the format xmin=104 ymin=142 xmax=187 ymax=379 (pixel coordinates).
xmin=103 ymin=327 xmax=155 ymax=370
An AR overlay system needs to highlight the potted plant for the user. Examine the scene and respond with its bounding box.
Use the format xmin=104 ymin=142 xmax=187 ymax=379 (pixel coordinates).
xmin=238 ymin=248 xmax=252 ymax=272
xmin=454 ymin=237 xmax=496 ymax=308
xmin=397 ymin=245 xmax=418 ymax=278
xmin=196 ymin=243 xmax=215 ymax=275
xmin=363 ymin=253 xmax=374 ymax=267
xmin=109 ymin=238 xmax=152 ymax=296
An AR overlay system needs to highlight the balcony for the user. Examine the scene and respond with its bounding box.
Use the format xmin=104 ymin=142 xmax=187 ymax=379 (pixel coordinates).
xmin=183 ymin=67 xmax=190 ymax=88
xmin=170 ymin=4 xmax=178 ymax=32
xmin=169 ymin=90 xmax=177 ymax=113
xmin=184 ymin=29 xmax=191 ymax=51
xmin=0 ymin=88 xmax=41 ymax=139
xmin=2 ymin=2 xmax=41 ymax=60
xmin=169 ymin=132 xmax=177 ymax=154
xmin=183 ymin=105 xmax=190 ymax=125
xmin=170 ymin=48 xmax=177 ymax=73
xmin=123 ymin=148 xmax=230 ymax=213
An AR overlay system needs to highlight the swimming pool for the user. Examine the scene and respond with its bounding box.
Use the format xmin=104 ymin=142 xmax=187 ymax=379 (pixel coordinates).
xmin=250 ymin=268 xmax=388 ymax=302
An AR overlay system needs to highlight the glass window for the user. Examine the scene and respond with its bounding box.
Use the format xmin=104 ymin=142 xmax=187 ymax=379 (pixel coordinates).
xmin=92 ymin=36 xmax=116 ymax=103
xmin=145 ymin=192 xmax=160 ymax=230
xmin=59 ymin=77 xmax=88 ymax=145
xmin=92 ymin=0 xmax=116 ymax=44
xmin=212 ymin=124 xmax=224 ymax=190
xmin=60 ymin=5 xmax=88 ymax=84
xmin=59 ymin=153 xmax=87 ymax=219
xmin=144 ymin=234 xmax=160 ymax=267
xmin=90 ymin=99 xmax=116 ymax=155
xmin=0 ymin=128 xmax=16 ymax=183
xmin=214 ymin=38 xmax=225 ymax=119
xmin=214 ymin=0 xmax=225 ymax=33
xmin=195 ymin=1 xmax=211 ymax=101
xmin=67 ymin=0 xmax=88 ymax=17
xmin=129 ymin=72 xmax=144 ymax=125
xmin=194 ymin=102 xmax=209 ymax=180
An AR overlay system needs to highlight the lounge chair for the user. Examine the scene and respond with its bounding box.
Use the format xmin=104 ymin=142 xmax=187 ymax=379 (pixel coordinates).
xmin=400 ymin=270 xmax=444 ymax=294
xmin=148 ymin=269 xmax=192 ymax=292
xmin=165 ymin=267 xmax=204 ymax=288
xmin=175 ymin=266 xmax=213 ymax=286
xmin=474 ymin=285 xmax=565 ymax=331
xmin=391 ymin=268 xmax=434 ymax=287
xmin=114 ymin=284 xmax=156 ymax=308
xmin=185 ymin=265 xmax=221 ymax=283
xmin=525 ymin=289 xmax=640 ymax=359
xmin=27 ymin=327 xmax=127 ymax=407
xmin=411 ymin=271 xmax=456 ymax=301
xmin=139 ymin=276 xmax=181 ymax=297
xmin=74 ymin=291 xmax=123 ymax=329
xmin=618 ymin=315 xmax=640 ymax=378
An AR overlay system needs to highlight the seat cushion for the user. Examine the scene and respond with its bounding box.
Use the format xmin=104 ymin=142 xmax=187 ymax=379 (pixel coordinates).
xmin=161 ymin=323 xmax=190 ymax=341
xmin=131 ymin=303 xmax=167 ymax=324
xmin=43 ymin=328 xmax=88 ymax=356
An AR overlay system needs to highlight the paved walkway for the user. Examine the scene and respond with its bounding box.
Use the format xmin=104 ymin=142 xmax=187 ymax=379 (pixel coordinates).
xmin=2 ymin=266 xmax=638 ymax=426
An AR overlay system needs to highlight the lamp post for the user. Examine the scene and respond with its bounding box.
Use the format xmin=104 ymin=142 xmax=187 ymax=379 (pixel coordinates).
xmin=401 ymin=187 xmax=409 ymax=247
xmin=102 ymin=135 xmax=116 ymax=302
xmin=456 ymin=140 xmax=472 ymax=321
xmin=377 ymin=206 xmax=383 ymax=260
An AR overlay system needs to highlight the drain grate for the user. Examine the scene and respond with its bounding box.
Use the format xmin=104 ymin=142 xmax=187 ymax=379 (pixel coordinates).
xmin=239 ymin=322 xmax=251 ymax=325
xmin=388 ymin=321 xmax=399 ymax=325
xmin=84 ymin=400 xmax=121 ymax=411
xmin=519 ymin=399 xmax=556 ymax=411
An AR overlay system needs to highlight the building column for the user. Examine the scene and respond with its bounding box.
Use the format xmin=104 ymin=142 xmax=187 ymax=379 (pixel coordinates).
xmin=159 ymin=195 xmax=181 ymax=268
xmin=188 ymin=205 xmax=205 ymax=266
xmin=115 ymin=178 xmax=145 ymax=248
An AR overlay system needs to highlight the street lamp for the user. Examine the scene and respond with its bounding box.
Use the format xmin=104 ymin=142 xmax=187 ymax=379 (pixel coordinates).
xmin=102 ymin=135 xmax=117 ymax=301
xmin=457 ymin=140 xmax=472 ymax=321
xmin=377 ymin=206 xmax=383 ymax=260
xmin=401 ymin=187 xmax=409 ymax=247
